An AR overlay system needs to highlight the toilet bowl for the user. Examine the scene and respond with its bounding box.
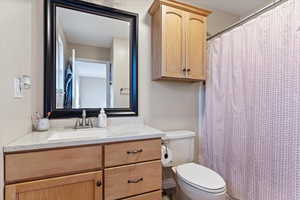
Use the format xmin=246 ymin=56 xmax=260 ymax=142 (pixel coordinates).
xmin=173 ymin=163 xmax=226 ymax=200
xmin=161 ymin=131 xmax=226 ymax=200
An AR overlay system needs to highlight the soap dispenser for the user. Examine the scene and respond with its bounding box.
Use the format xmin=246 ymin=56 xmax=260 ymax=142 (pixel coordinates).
xmin=97 ymin=108 xmax=107 ymax=128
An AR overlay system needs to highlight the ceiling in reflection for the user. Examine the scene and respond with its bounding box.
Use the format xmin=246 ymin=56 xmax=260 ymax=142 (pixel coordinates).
xmin=57 ymin=7 xmax=129 ymax=48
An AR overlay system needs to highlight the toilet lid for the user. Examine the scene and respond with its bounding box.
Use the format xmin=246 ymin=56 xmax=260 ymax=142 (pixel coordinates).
xmin=176 ymin=163 xmax=226 ymax=192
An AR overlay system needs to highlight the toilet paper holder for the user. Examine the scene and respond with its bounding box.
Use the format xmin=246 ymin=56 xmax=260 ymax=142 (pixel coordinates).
xmin=162 ymin=143 xmax=169 ymax=159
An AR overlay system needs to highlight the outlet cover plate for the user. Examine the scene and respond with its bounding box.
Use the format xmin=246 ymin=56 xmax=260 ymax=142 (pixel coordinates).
xmin=14 ymin=78 xmax=23 ymax=98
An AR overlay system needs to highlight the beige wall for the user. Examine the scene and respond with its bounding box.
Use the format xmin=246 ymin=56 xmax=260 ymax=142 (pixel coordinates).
xmin=0 ymin=0 xmax=41 ymax=199
xmin=29 ymin=0 xmax=202 ymax=131
xmin=111 ymin=38 xmax=130 ymax=108
xmin=68 ymin=43 xmax=111 ymax=61
xmin=56 ymin=18 xmax=69 ymax=66
xmin=182 ymin=0 xmax=240 ymax=36
xmin=206 ymin=10 xmax=240 ymax=36
xmin=82 ymin=0 xmax=200 ymax=131
xmin=0 ymin=0 xmax=237 ymax=198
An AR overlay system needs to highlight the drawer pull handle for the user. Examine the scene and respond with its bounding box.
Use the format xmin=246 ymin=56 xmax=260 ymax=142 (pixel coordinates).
xmin=128 ymin=178 xmax=143 ymax=184
xmin=96 ymin=180 xmax=102 ymax=187
xmin=127 ymin=149 xmax=143 ymax=154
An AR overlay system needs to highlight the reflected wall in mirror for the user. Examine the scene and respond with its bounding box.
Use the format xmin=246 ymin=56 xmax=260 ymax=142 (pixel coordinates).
xmin=55 ymin=7 xmax=130 ymax=110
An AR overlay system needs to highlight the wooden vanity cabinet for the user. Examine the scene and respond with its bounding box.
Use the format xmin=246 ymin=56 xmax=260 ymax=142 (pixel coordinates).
xmin=149 ymin=0 xmax=211 ymax=81
xmin=4 ymin=139 xmax=162 ymax=200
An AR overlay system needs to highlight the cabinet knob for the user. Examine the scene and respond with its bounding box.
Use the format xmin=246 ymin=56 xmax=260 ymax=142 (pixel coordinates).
xmin=127 ymin=149 xmax=143 ymax=154
xmin=182 ymin=69 xmax=187 ymax=72
xmin=128 ymin=177 xmax=143 ymax=184
xmin=96 ymin=180 xmax=102 ymax=187
xmin=187 ymin=69 xmax=191 ymax=72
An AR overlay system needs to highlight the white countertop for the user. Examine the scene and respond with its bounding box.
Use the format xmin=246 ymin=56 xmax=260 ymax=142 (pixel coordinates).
xmin=4 ymin=124 xmax=165 ymax=153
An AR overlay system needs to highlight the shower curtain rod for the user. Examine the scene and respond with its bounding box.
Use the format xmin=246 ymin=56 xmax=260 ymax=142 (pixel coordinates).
xmin=208 ymin=0 xmax=289 ymax=40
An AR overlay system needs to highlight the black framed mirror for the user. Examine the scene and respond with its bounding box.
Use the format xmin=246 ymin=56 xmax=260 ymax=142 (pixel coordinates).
xmin=44 ymin=0 xmax=138 ymax=118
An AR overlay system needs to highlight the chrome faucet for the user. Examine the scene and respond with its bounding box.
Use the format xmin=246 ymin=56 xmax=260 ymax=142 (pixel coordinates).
xmin=74 ymin=110 xmax=93 ymax=129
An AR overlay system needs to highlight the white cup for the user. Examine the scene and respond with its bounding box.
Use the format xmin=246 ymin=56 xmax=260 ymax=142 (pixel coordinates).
xmin=36 ymin=118 xmax=50 ymax=131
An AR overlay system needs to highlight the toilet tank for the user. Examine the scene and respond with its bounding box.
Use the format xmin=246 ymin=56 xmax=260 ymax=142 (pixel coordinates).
xmin=163 ymin=130 xmax=196 ymax=166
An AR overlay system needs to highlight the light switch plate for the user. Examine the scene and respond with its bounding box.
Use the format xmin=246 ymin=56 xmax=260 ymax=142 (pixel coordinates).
xmin=14 ymin=78 xmax=23 ymax=98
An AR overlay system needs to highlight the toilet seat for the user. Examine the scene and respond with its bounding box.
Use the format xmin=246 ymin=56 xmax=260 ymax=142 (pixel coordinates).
xmin=176 ymin=163 xmax=226 ymax=194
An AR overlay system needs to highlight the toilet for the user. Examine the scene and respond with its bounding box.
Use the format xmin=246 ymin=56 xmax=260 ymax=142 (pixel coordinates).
xmin=162 ymin=131 xmax=226 ymax=200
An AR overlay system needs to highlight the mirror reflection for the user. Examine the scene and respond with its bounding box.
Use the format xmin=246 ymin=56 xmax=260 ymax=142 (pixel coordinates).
xmin=55 ymin=7 xmax=130 ymax=109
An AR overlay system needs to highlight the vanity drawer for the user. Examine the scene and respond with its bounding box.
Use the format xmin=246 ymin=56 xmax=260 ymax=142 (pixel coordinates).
xmin=104 ymin=139 xmax=161 ymax=167
xmin=123 ymin=191 xmax=162 ymax=200
xmin=5 ymin=145 xmax=103 ymax=183
xmin=104 ymin=160 xmax=162 ymax=200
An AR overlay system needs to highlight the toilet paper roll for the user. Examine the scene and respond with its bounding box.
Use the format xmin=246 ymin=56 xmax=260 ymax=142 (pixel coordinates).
xmin=161 ymin=145 xmax=173 ymax=167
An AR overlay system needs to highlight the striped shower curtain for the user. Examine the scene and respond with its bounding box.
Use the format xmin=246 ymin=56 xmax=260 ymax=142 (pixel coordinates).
xmin=203 ymin=0 xmax=300 ymax=199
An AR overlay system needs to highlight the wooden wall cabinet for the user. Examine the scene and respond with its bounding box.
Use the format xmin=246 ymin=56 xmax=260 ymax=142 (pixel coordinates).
xmin=149 ymin=0 xmax=211 ymax=81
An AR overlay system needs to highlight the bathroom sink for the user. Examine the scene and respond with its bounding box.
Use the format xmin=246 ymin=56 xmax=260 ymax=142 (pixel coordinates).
xmin=47 ymin=125 xmax=163 ymax=142
xmin=48 ymin=128 xmax=109 ymax=141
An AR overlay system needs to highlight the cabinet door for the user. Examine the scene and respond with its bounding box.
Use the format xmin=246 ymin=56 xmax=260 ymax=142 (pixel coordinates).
xmin=5 ymin=171 xmax=103 ymax=200
xmin=162 ymin=6 xmax=186 ymax=78
xmin=186 ymin=13 xmax=206 ymax=80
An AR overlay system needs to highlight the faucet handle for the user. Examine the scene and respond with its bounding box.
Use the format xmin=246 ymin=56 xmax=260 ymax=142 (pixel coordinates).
xmin=82 ymin=109 xmax=86 ymax=118
xmin=74 ymin=110 xmax=93 ymax=129
xmin=74 ymin=119 xmax=80 ymax=129
xmin=88 ymin=118 xmax=94 ymax=128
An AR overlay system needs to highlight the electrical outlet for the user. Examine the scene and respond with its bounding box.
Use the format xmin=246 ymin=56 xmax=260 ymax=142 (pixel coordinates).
xmin=14 ymin=78 xmax=23 ymax=98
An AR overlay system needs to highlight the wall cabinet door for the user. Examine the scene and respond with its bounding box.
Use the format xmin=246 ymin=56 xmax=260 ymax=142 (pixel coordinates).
xmin=5 ymin=171 xmax=103 ymax=200
xmin=150 ymin=0 xmax=211 ymax=82
xmin=162 ymin=6 xmax=186 ymax=79
xmin=186 ymin=13 xmax=206 ymax=80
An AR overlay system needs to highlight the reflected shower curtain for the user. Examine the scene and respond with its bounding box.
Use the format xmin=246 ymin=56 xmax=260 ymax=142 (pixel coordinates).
xmin=203 ymin=0 xmax=300 ymax=200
